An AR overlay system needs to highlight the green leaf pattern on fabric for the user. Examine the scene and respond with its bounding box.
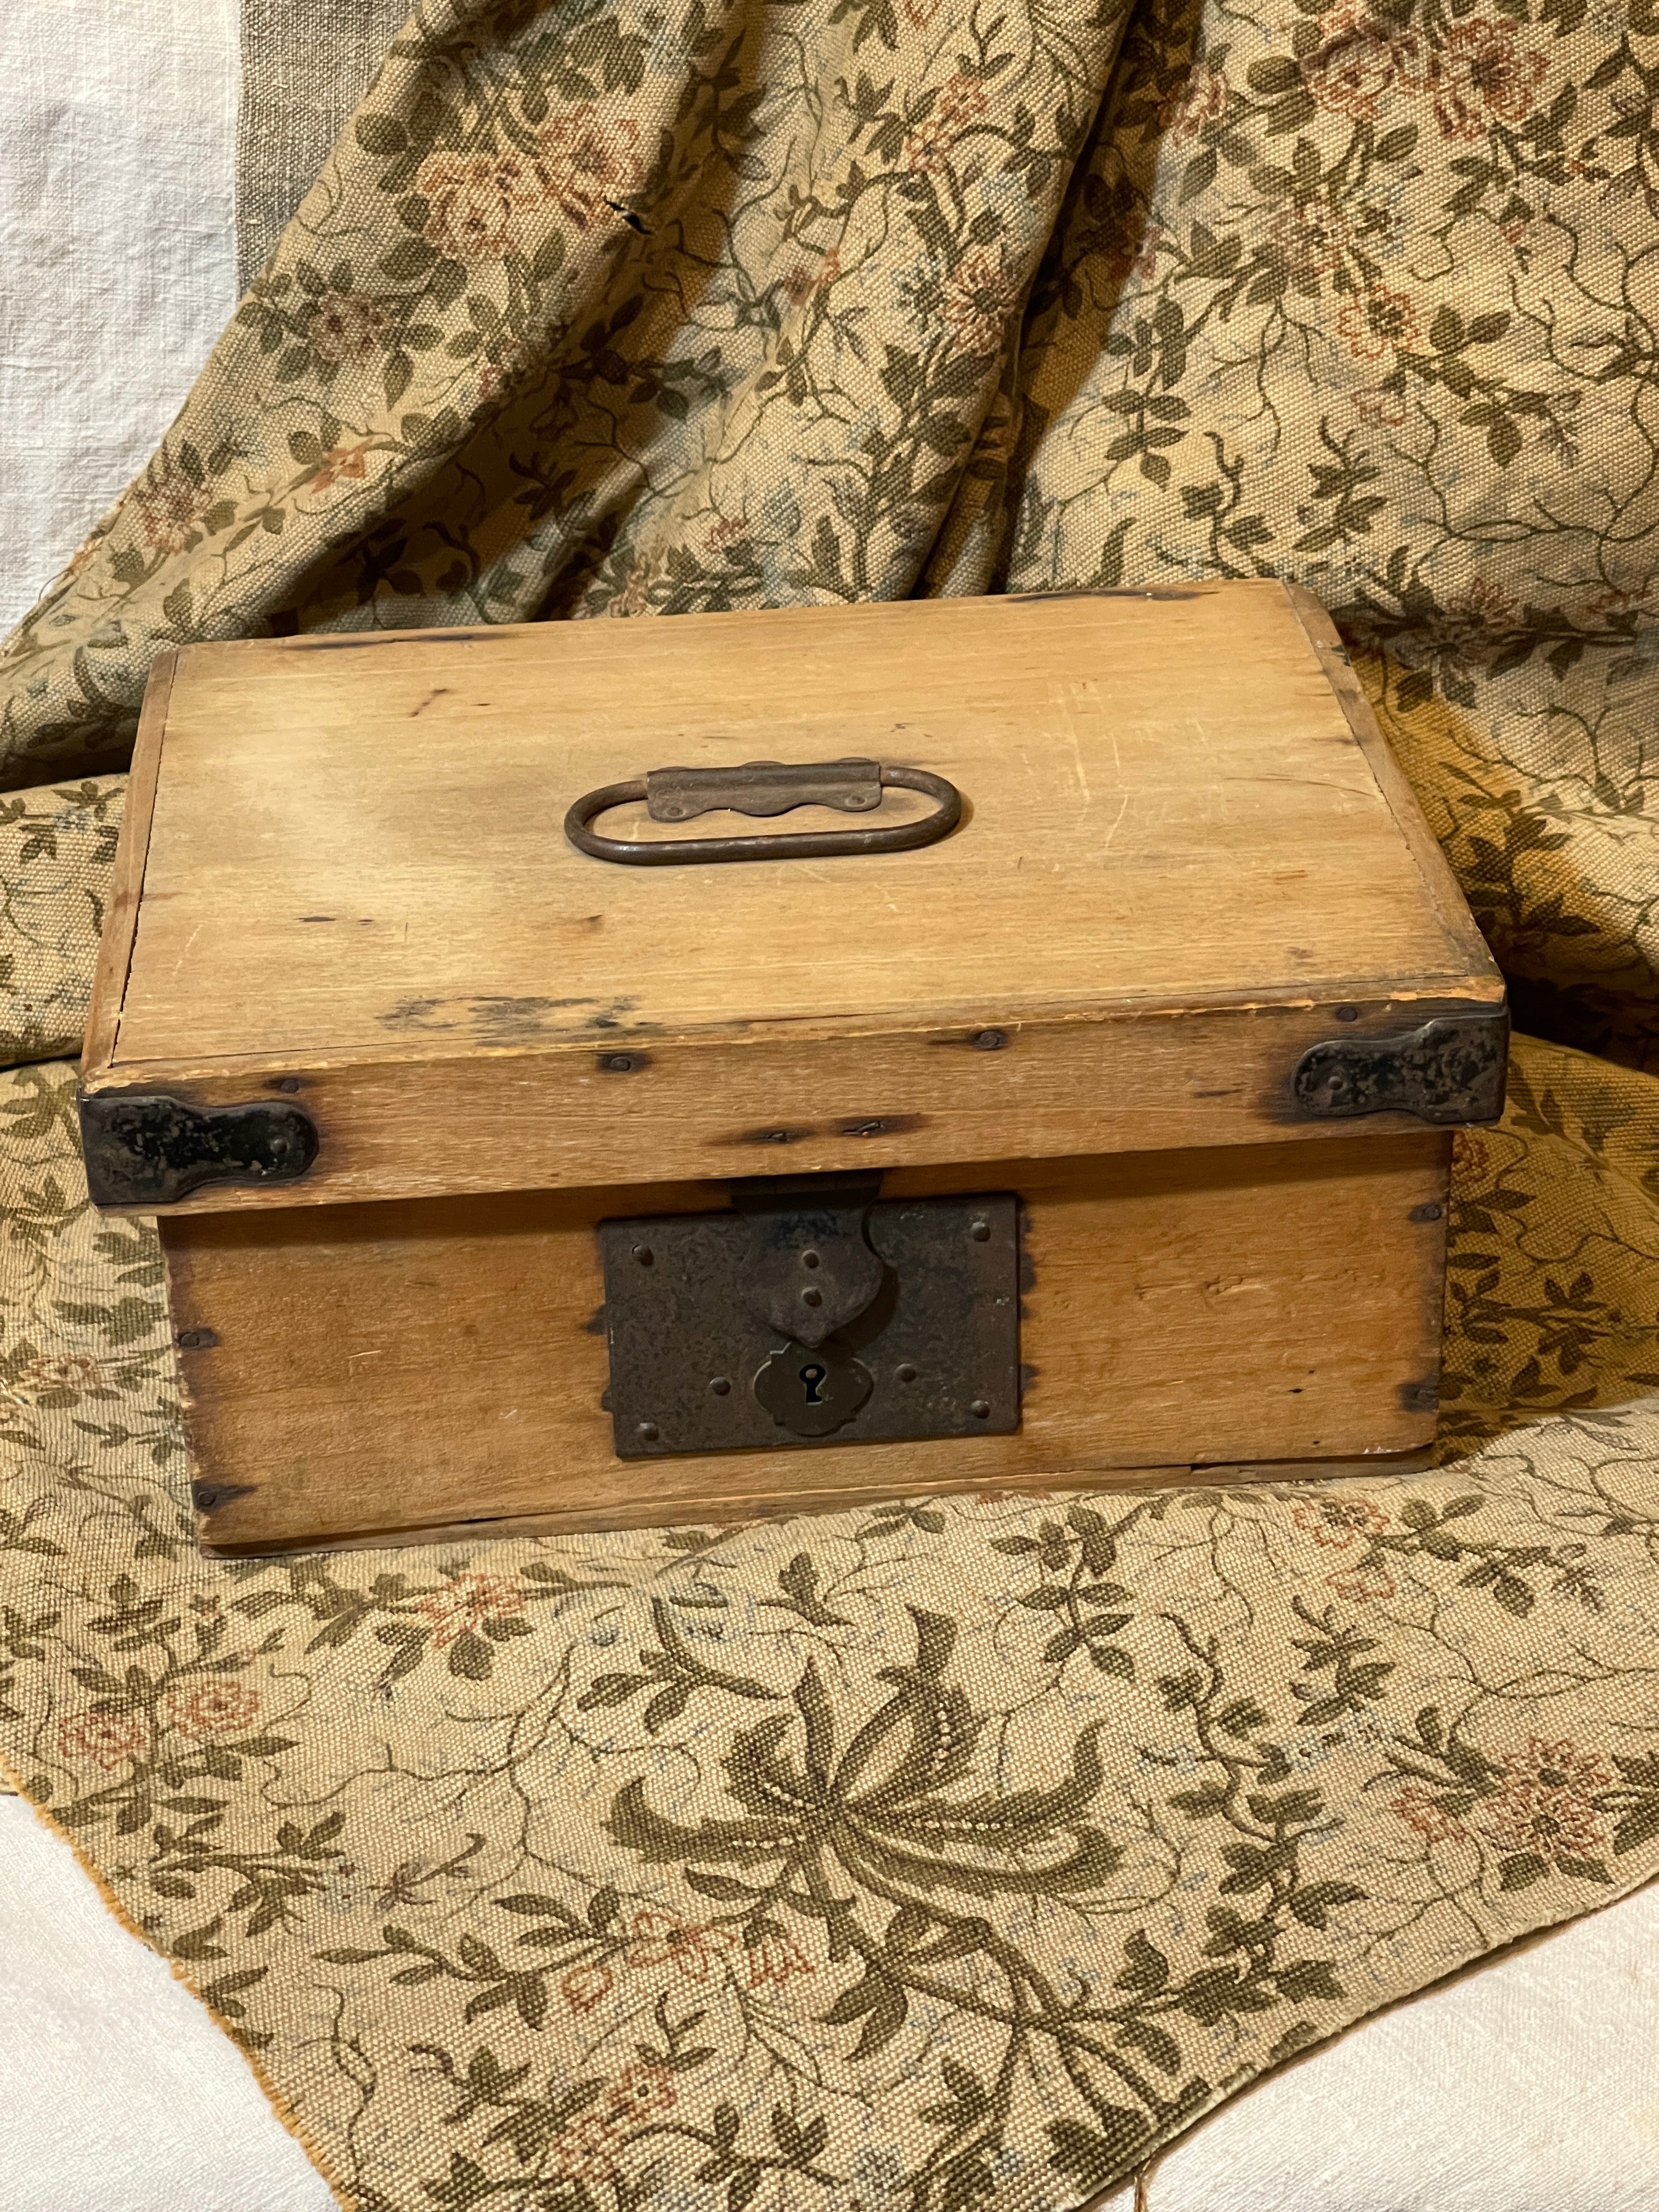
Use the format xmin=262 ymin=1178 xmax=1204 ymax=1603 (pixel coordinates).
xmin=2 ymin=0 xmax=1659 ymax=2200
xmin=4 ymin=1058 xmax=1659 ymax=2210
xmin=0 ymin=779 xmax=123 ymax=1064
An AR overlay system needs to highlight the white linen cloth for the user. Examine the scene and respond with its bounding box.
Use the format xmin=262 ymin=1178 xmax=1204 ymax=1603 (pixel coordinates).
xmin=0 ymin=4 xmax=1654 ymax=2207
xmin=5 ymin=1792 xmax=1657 ymax=2212
xmin=0 ymin=0 xmax=238 ymax=639
xmin=0 ymin=1797 xmax=335 ymax=2210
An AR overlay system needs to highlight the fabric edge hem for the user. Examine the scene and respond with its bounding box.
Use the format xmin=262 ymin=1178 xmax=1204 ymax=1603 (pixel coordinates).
xmin=0 ymin=1741 xmax=359 ymax=2212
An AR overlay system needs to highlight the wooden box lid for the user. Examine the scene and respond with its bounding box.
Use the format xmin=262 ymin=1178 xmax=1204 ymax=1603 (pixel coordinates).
xmin=82 ymin=582 xmax=1504 ymax=1214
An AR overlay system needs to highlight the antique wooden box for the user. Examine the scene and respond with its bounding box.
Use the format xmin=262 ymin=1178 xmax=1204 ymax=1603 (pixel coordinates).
xmin=80 ymin=583 xmax=1506 ymax=1554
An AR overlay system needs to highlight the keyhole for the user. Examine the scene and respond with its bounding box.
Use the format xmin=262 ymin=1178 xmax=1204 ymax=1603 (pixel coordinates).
xmin=799 ymin=1361 xmax=827 ymax=1404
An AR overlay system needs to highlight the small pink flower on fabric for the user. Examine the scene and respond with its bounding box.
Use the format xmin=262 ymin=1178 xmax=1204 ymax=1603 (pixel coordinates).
xmin=161 ymin=1678 xmax=262 ymax=1740
xmin=415 ymin=1572 xmax=526 ymax=1649
xmin=1391 ymin=1786 xmax=1469 ymax=1845
xmin=55 ymin=1709 xmax=147 ymax=1770
xmin=624 ymin=1908 xmax=734 ymax=1980
xmin=561 ymin=1961 xmax=616 ymax=2014
xmin=1336 ymin=287 xmax=1423 ymax=360
xmin=1291 ymin=1497 xmax=1392 ymax=1550
xmin=1431 ymin=19 xmax=1547 ymax=142
xmin=1301 ymin=11 xmax=1424 ymax=121
xmin=745 ymin=1931 xmax=816 ymax=1991
xmin=1480 ymin=1738 xmax=1613 ymax=1865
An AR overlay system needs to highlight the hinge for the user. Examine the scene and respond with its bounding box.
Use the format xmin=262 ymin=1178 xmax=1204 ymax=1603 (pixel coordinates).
xmin=80 ymin=1093 xmax=319 ymax=1207
xmin=1293 ymin=1008 xmax=1509 ymax=1125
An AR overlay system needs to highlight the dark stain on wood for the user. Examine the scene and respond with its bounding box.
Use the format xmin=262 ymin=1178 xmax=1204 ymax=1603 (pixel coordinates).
xmin=193 ymin=1480 xmax=257 ymax=1510
xmin=376 ymin=993 xmax=641 ymax=1040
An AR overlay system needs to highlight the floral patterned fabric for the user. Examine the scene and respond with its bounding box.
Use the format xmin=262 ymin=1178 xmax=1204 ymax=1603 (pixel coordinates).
xmin=3 ymin=1052 xmax=1659 ymax=2212
xmin=1439 ymin=1040 xmax=1659 ymax=1455
xmin=0 ymin=777 xmax=124 ymax=1068
xmin=1 ymin=0 xmax=1658 ymax=2202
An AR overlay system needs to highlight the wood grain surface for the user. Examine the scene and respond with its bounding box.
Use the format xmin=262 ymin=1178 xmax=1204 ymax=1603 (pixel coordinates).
xmin=169 ymin=1131 xmax=1452 ymax=1551
xmin=86 ymin=586 xmax=1500 ymax=1210
xmin=80 ymin=649 xmax=173 ymax=1077
xmin=93 ymin=988 xmax=1491 ymax=1213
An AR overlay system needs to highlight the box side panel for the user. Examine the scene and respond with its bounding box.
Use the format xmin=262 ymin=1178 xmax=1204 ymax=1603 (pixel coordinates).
xmin=1283 ymin=586 xmax=1498 ymax=981
xmin=80 ymin=650 xmax=176 ymax=1080
xmin=167 ymin=1132 xmax=1453 ymax=1551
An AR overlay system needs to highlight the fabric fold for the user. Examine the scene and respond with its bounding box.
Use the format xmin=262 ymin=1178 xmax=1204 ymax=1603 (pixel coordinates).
xmin=0 ymin=777 xmax=125 ymax=1069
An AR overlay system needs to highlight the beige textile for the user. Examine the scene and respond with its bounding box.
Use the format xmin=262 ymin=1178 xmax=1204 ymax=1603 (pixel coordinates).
xmin=2 ymin=0 xmax=1659 ymax=2202
xmin=0 ymin=0 xmax=239 ymax=640
xmin=0 ymin=777 xmax=125 ymax=1069
xmin=0 ymin=1792 xmax=334 ymax=2211
xmin=236 ymin=0 xmax=413 ymax=289
xmin=4 ymin=1048 xmax=1659 ymax=2212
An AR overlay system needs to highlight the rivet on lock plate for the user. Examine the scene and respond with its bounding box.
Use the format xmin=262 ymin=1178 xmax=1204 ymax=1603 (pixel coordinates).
xmin=597 ymin=1175 xmax=1020 ymax=1458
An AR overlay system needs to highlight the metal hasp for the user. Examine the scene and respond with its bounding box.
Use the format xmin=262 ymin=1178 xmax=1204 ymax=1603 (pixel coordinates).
xmin=599 ymin=1171 xmax=1020 ymax=1458
xmin=1293 ymin=1009 xmax=1509 ymax=1125
xmin=80 ymin=1092 xmax=319 ymax=1207
xmin=565 ymin=758 xmax=962 ymax=866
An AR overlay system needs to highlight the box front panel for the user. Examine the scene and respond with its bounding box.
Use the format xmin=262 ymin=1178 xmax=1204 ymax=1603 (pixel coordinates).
xmin=166 ymin=1132 xmax=1451 ymax=1552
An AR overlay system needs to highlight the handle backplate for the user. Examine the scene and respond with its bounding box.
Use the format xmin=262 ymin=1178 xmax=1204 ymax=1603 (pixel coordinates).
xmin=565 ymin=758 xmax=962 ymax=865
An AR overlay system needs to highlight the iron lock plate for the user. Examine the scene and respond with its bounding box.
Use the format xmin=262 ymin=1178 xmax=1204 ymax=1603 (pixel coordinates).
xmin=599 ymin=1190 xmax=1020 ymax=1458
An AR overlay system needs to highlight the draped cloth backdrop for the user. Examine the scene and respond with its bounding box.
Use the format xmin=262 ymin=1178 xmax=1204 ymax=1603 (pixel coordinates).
xmin=1 ymin=1 xmax=1658 ymax=2207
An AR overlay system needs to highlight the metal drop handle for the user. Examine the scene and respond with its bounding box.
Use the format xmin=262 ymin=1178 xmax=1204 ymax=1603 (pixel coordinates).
xmin=563 ymin=756 xmax=962 ymax=866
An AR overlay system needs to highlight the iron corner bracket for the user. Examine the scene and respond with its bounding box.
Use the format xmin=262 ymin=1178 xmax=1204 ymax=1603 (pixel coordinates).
xmin=79 ymin=1091 xmax=319 ymax=1208
xmin=1293 ymin=1006 xmax=1509 ymax=1126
